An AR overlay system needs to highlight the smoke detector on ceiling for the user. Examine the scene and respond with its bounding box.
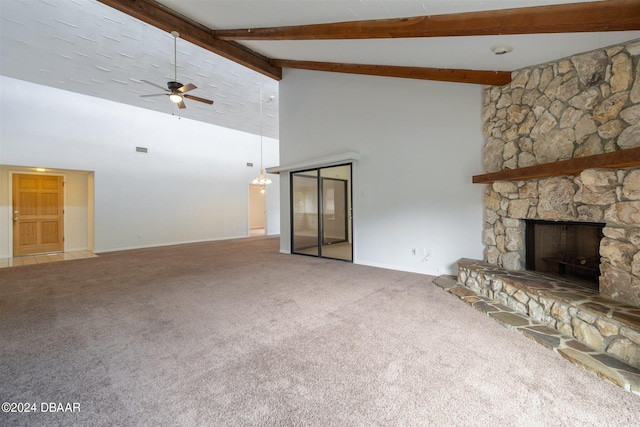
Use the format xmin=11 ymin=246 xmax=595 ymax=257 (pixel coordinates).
xmin=491 ymin=45 xmax=513 ymax=55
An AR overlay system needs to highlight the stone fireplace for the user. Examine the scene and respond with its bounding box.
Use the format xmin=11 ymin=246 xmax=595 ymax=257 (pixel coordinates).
xmin=477 ymin=38 xmax=640 ymax=308
xmin=482 ymin=169 xmax=639 ymax=306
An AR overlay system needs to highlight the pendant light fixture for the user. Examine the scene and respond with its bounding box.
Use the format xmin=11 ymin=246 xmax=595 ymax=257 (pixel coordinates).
xmin=251 ymin=87 xmax=272 ymax=189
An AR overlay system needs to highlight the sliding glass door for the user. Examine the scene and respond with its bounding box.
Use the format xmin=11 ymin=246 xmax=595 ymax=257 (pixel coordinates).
xmin=291 ymin=164 xmax=352 ymax=261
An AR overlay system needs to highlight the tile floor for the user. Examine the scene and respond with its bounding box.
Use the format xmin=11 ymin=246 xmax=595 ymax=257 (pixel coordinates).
xmin=249 ymin=228 xmax=266 ymax=237
xmin=0 ymin=251 xmax=97 ymax=268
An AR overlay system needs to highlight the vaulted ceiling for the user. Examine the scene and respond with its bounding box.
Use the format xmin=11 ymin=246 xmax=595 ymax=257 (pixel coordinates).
xmin=119 ymin=0 xmax=640 ymax=85
xmin=2 ymin=0 xmax=639 ymax=139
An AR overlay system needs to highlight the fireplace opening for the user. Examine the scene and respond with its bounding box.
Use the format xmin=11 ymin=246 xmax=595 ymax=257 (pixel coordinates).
xmin=525 ymin=220 xmax=604 ymax=290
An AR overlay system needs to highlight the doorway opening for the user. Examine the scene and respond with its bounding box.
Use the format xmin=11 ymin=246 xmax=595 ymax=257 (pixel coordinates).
xmin=291 ymin=164 xmax=352 ymax=261
xmin=249 ymin=184 xmax=266 ymax=237
xmin=3 ymin=167 xmax=94 ymax=259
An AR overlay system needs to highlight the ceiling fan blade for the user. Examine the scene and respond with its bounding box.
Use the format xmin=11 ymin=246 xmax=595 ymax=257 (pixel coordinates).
xmin=184 ymin=94 xmax=214 ymax=105
xmin=177 ymin=99 xmax=187 ymax=109
xmin=177 ymin=83 xmax=197 ymax=93
xmin=141 ymin=79 xmax=169 ymax=91
xmin=140 ymin=93 xmax=168 ymax=98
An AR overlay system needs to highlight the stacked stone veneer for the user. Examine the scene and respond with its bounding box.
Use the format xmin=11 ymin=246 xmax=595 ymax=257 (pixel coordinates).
xmin=480 ymin=38 xmax=640 ymax=308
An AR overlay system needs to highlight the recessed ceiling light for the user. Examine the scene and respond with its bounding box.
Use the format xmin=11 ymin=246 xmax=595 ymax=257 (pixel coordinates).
xmin=491 ymin=45 xmax=513 ymax=55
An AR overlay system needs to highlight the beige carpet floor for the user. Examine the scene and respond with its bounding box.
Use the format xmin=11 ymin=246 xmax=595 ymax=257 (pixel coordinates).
xmin=0 ymin=236 xmax=638 ymax=426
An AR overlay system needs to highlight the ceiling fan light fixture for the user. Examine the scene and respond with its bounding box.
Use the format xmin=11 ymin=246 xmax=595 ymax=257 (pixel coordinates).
xmin=139 ymin=31 xmax=213 ymax=108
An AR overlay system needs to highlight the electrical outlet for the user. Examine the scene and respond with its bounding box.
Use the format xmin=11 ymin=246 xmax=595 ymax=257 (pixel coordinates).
xmin=411 ymin=248 xmax=416 ymax=256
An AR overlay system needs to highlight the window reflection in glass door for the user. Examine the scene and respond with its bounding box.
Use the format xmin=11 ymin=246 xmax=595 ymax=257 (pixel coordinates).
xmin=321 ymin=178 xmax=347 ymax=245
xmin=292 ymin=170 xmax=319 ymax=256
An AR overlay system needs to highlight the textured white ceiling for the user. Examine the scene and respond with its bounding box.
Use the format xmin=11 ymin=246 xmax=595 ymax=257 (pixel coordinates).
xmin=0 ymin=0 xmax=280 ymax=138
xmin=2 ymin=0 xmax=640 ymax=141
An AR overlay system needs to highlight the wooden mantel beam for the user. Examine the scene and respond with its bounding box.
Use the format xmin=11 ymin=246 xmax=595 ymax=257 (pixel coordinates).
xmin=472 ymin=147 xmax=640 ymax=184
xmin=214 ymin=0 xmax=640 ymax=41
xmin=271 ymin=59 xmax=512 ymax=86
xmin=96 ymin=0 xmax=282 ymax=80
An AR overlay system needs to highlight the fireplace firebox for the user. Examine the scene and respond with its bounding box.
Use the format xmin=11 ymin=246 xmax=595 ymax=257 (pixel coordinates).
xmin=525 ymin=220 xmax=605 ymax=290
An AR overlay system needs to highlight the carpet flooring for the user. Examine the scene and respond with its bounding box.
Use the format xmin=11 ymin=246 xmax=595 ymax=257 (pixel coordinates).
xmin=1 ymin=236 xmax=638 ymax=426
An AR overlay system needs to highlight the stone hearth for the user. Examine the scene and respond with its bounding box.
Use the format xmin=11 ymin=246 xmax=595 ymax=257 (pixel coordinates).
xmin=480 ymin=39 xmax=640 ymax=307
xmin=441 ymin=260 xmax=640 ymax=394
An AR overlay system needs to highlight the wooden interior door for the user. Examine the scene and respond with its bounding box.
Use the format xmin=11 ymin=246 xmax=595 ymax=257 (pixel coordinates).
xmin=12 ymin=174 xmax=64 ymax=256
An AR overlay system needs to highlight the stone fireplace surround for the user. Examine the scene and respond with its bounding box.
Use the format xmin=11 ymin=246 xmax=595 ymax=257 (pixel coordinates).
xmin=483 ymin=168 xmax=640 ymax=305
xmin=478 ymin=39 xmax=640 ymax=308
xmin=453 ymin=40 xmax=640 ymax=378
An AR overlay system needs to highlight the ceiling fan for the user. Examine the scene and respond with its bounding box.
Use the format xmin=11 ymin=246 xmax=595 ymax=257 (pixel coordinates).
xmin=140 ymin=31 xmax=213 ymax=109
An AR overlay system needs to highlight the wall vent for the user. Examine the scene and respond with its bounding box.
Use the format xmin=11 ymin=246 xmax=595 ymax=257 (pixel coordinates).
xmin=246 ymin=162 xmax=254 ymax=167
xmin=136 ymin=147 xmax=148 ymax=153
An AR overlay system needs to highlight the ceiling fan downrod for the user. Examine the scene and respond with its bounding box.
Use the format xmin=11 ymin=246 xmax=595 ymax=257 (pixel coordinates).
xmin=171 ymin=31 xmax=179 ymax=83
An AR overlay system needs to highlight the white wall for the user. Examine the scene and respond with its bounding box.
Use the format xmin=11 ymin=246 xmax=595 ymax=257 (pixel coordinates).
xmin=279 ymin=69 xmax=484 ymax=275
xmin=0 ymin=76 xmax=279 ymax=256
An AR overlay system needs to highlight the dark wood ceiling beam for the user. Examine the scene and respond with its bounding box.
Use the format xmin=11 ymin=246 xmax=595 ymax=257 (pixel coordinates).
xmin=96 ymin=0 xmax=282 ymax=80
xmin=270 ymin=59 xmax=512 ymax=86
xmin=214 ymin=0 xmax=640 ymax=40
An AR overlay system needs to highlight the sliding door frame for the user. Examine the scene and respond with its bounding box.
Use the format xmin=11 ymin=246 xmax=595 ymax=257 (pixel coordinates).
xmin=290 ymin=163 xmax=353 ymax=261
